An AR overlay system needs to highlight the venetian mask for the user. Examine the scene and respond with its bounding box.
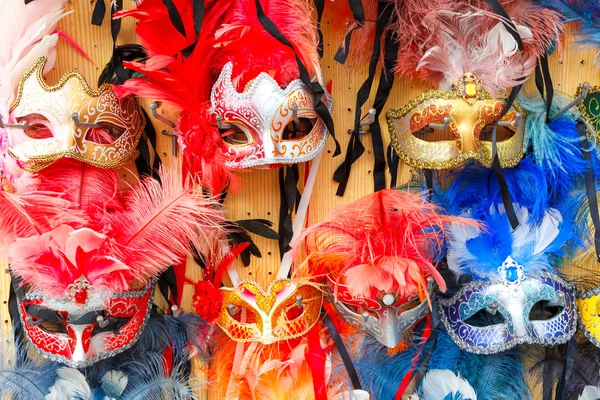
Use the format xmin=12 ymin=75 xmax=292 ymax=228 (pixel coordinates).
xmin=386 ymin=72 xmax=525 ymax=169
xmin=441 ymin=204 xmax=577 ymax=354
xmin=327 ymin=276 xmax=434 ymax=348
xmin=215 ymin=279 xmax=323 ymax=343
xmin=211 ymin=62 xmax=332 ymax=168
xmin=17 ymin=280 xmax=154 ymax=368
xmin=7 ymin=57 xmax=144 ymax=172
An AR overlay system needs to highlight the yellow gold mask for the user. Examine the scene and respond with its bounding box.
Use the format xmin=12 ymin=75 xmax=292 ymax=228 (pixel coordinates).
xmin=386 ymin=73 xmax=525 ymax=169
xmin=577 ymin=288 xmax=600 ymax=347
xmin=216 ymin=279 xmax=322 ymax=343
xmin=8 ymin=57 xmax=145 ymax=172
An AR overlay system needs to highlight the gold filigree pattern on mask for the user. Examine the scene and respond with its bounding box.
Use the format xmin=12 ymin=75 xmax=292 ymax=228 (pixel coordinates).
xmin=216 ymin=279 xmax=323 ymax=343
xmin=8 ymin=57 xmax=145 ymax=171
xmin=577 ymin=84 xmax=600 ymax=144
xmin=386 ymin=74 xmax=526 ymax=170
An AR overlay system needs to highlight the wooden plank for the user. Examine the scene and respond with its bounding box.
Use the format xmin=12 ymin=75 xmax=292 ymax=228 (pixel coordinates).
xmin=0 ymin=2 xmax=597 ymax=399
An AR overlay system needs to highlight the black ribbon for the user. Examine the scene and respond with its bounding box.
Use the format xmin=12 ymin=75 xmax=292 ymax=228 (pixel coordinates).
xmin=278 ymin=165 xmax=300 ymax=259
xmin=368 ymin=27 xmax=399 ymax=192
xmin=538 ymin=54 xmax=554 ymax=121
xmin=581 ymin=124 xmax=600 ymax=261
xmin=387 ymin=143 xmax=400 ymax=188
xmin=254 ymin=0 xmax=339 ymax=156
xmin=423 ymin=169 xmax=433 ymax=202
xmin=555 ymin=335 xmax=578 ymax=400
xmin=323 ymin=314 xmax=362 ymax=390
xmin=334 ymin=0 xmax=366 ymax=64
xmin=314 ymin=0 xmax=326 ymax=58
xmin=485 ymin=0 xmax=524 ymax=230
xmin=334 ymin=1 xmax=393 ymax=196
xmin=157 ymin=265 xmax=179 ymax=307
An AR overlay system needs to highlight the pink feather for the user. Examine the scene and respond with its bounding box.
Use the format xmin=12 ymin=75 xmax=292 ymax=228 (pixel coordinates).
xmin=107 ymin=168 xmax=227 ymax=284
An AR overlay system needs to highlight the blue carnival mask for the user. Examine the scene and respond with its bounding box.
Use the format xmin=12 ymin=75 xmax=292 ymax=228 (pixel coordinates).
xmin=440 ymin=203 xmax=576 ymax=354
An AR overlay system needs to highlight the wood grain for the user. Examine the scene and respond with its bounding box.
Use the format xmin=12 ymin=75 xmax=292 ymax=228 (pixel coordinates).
xmin=0 ymin=1 xmax=597 ymax=399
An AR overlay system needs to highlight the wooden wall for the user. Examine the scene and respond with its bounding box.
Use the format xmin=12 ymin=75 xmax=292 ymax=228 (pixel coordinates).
xmin=0 ymin=1 xmax=598 ymax=399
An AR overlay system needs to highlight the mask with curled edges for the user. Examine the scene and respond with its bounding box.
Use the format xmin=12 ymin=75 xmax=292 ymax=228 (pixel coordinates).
xmin=386 ymin=72 xmax=525 ymax=170
xmin=211 ymin=62 xmax=332 ymax=169
xmin=7 ymin=57 xmax=144 ymax=172
xmin=216 ymin=279 xmax=322 ymax=344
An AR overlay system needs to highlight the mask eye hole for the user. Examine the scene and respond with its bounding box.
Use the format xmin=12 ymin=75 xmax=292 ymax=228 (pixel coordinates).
xmin=411 ymin=125 xmax=451 ymax=141
xmin=226 ymin=305 xmax=258 ymax=324
xmin=529 ymin=300 xmax=564 ymax=321
xmin=84 ymin=125 xmax=124 ymax=144
xmin=479 ymin=123 xmax=517 ymax=142
xmin=37 ymin=320 xmax=68 ymax=334
xmin=17 ymin=114 xmax=53 ymax=139
xmin=282 ymin=117 xmax=316 ymax=140
xmin=463 ymin=308 xmax=506 ymax=327
xmin=220 ymin=123 xmax=253 ymax=145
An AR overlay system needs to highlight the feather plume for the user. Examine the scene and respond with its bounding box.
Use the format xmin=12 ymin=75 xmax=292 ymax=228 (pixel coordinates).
xmin=101 ymin=370 xmax=128 ymax=398
xmin=299 ymin=189 xmax=478 ymax=302
xmin=531 ymin=0 xmax=600 ymax=62
xmin=392 ymin=1 xmax=562 ymax=93
xmin=447 ymin=203 xmax=571 ymax=279
xmin=519 ymin=94 xmax=589 ymax=198
xmin=419 ymin=369 xmax=477 ymax=400
xmin=45 ymin=367 xmax=91 ymax=400
xmin=107 ymin=167 xmax=226 ymax=284
xmin=424 ymin=330 xmax=528 ymax=399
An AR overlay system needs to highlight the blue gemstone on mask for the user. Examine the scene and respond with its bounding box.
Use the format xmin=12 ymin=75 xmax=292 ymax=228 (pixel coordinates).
xmin=506 ymin=267 xmax=519 ymax=282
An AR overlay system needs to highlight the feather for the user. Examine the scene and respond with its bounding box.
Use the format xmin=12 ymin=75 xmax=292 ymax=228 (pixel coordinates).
xmin=420 ymin=369 xmax=477 ymax=400
xmin=299 ymin=189 xmax=479 ymax=302
xmin=392 ymin=1 xmax=562 ymax=92
xmin=579 ymin=386 xmax=600 ymax=400
xmin=108 ymin=168 xmax=226 ymax=284
xmin=101 ymin=370 xmax=128 ymax=398
xmin=519 ymin=94 xmax=589 ymax=198
xmin=45 ymin=367 xmax=91 ymax=400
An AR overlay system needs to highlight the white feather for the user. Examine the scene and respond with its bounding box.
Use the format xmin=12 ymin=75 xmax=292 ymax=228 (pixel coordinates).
xmin=0 ymin=0 xmax=68 ymax=104
xmin=532 ymin=209 xmax=562 ymax=256
xmin=420 ymin=369 xmax=477 ymax=400
xmin=579 ymin=385 xmax=600 ymax=400
xmin=45 ymin=367 xmax=92 ymax=400
xmin=101 ymin=370 xmax=129 ymax=398
xmin=331 ymin=390 xmax=371 ymax=400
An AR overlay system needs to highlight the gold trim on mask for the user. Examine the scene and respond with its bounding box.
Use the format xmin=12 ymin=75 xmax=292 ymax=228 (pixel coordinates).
xmin=216 ymin=279 xmax=323 ymax=343
xmin=8 ymin=57 xmax=145 ymax=171
xmin=577 ymin=84 xmax=600 ymax=144
xmin=387 ymin=74 xmax=526 ymax=170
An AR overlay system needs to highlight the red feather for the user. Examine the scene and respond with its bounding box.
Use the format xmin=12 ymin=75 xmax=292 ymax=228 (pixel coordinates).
xmin=299 ymin=189 xmax=479 ymax=302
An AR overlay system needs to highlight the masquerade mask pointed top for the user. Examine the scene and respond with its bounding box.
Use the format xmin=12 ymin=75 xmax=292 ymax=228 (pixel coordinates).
xmin=7 ymin=57 xmax=145 ymax=172
xmin=299 ymin=189 xmax=477 ymax=347
xmin=1 ymin=161 xmax=226 ymax=367
xmin=116 ymin=0 xmax=331 ymax=195
xmin=387 ymin=2 xmax=562 ymax=170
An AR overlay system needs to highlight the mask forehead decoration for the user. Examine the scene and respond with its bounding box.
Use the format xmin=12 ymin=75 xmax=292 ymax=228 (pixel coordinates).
xmin=298 ymin=189 xmax=478 ymax=348
xmin=8 ymin=57 xmax=144 ymax=172
xmin=1 ymin=164 xmax=226 ymax=366
xmin=386 ymin=5 xmax=562 ymax=170
xmin=441 ymin=202 xmax=576 ymax=353
xmin=215 ymin=279 xmax=323 ymax=344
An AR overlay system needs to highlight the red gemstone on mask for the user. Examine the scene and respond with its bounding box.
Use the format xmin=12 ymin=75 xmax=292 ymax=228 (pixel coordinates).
xmin=74 ymin=288 xmax=88 ymax=304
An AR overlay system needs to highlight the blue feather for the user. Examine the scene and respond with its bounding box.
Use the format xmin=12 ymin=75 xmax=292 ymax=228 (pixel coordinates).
xmin=0 ymin=313 xmax=209 ymax=399
xmin=434 ymin=160 xmax=551 ymax=223
xmin=424 ymin=331 xmax=530 ymax=400
xmin=519 ymin=94 xmax=589 ymax=198
xmin=532 ymin=0 xmax=600 ymax=54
